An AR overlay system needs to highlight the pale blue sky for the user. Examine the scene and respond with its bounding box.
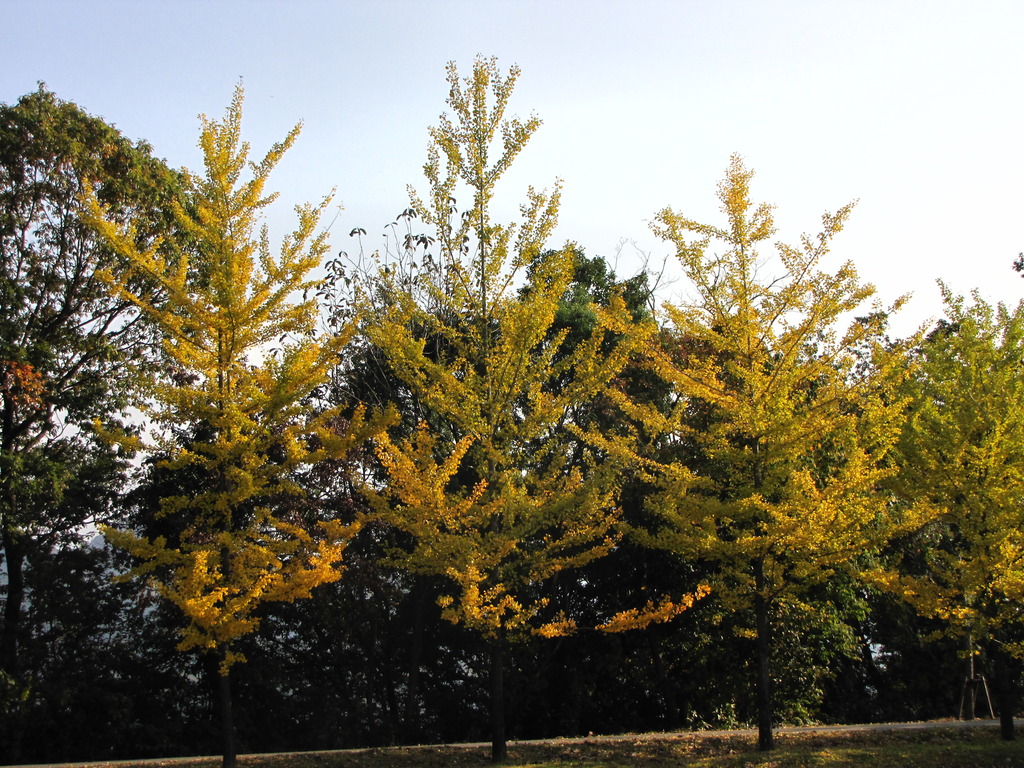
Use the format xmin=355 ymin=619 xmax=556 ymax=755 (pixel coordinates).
xmin=3 ymin=0 xmax=1023 ymax=336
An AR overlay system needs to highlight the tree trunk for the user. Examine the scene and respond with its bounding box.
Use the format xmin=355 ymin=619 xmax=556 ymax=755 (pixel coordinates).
xmin=993 ymin=643 xmax=1016 ymax=741
xmin=0 ymin=527 xmax=25 ymax=765
xmin=649 ymin=635 xmax=682 ymax=730
xmin=0 ymin=525 xmax=25 ymax=675
xmin=490 ymin=640 xmax=507 ymax=763
xmin=217 ymin=536 xmax=237 ymax=767
xmin=381 ymin=646 xmax=399 ymax=746
xmin=964 ymin=633 xmax=976 ymax=720
xmin=219 ymin=652 xmax=237 ymax=768
xmin=404 ymin=581 xmax=427 ymax=743
xmin=754 ymin=565 xmax=773 ymax=751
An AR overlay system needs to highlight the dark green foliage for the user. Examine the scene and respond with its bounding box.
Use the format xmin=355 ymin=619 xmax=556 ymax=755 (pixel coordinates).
xmin=0 ymin=85 xmax=183 ymax=694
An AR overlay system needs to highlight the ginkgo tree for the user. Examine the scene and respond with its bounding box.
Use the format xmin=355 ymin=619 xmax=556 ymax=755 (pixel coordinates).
xmin=85 ymin=86 xmax=386 ymax=768
xmin=624 ymin=156 xmax=921 ymax=751
xmin=882 ymin=286 xmax=1024 ymax=740
xmin=353 ymin=57 xmax=694 ymax=763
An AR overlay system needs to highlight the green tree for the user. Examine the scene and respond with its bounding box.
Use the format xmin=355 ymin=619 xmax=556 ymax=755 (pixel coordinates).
xmin=0 ymin=85 xmax=182 ymax=680
xmin=631 ymin=156 xmax=918 ymax=750
xmin=85 ymin=86 xmax=386 ymax=768
xmin=883 ymin=286 xmax=1024 ymax=740
xmin=357 ymin=57 xmax=670 ymax=762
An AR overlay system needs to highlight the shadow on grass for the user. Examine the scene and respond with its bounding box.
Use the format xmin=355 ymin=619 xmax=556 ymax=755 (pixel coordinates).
xmin=66 ymin=726 xmax=1024 ymax=768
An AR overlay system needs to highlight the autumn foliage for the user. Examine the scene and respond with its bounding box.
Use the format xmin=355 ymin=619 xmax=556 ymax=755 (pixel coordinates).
xmin=84 ymin=87 xmax=389 ymax=768
xmin=3 ymin=57 xmax=1024 ymax=767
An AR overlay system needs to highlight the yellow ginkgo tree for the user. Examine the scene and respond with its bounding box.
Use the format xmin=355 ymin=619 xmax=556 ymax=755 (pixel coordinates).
xmin=883 ymin=286 xmax=1024 ymax=740
xmin=85 ymin=86 xmax=386 ymax=768
xmin=355 ymin=57 xmax=685 ymax=763
xmin=626 ymin=156 xmax=920 ymax=751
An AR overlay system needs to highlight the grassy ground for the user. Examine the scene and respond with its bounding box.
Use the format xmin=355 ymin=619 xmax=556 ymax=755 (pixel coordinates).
xmin=66 ymin=726 xmax=1024 ymax=768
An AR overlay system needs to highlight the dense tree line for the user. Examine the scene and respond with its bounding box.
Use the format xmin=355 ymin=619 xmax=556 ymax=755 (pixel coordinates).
xmin=1 ymin=59 xmax=1022 ymax=766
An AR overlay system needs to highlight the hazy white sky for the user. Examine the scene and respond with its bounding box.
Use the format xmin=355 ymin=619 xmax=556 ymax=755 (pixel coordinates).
xmin=3 ymin=0 xmax=1023 ymax=337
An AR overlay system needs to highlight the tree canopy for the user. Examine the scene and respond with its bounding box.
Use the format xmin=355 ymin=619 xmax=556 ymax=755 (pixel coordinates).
xmin=85 ymin=85 xmax=387 ymax=768
xmin=882 ymin=286 xmax=1024 ymax=738
xmin=0 ymin=84 xmax=182 ymax=681
xmin=354 ymin=56 xmax=664 ymax=762
xmin=626 ymin=155 xmax=920 ymax=750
